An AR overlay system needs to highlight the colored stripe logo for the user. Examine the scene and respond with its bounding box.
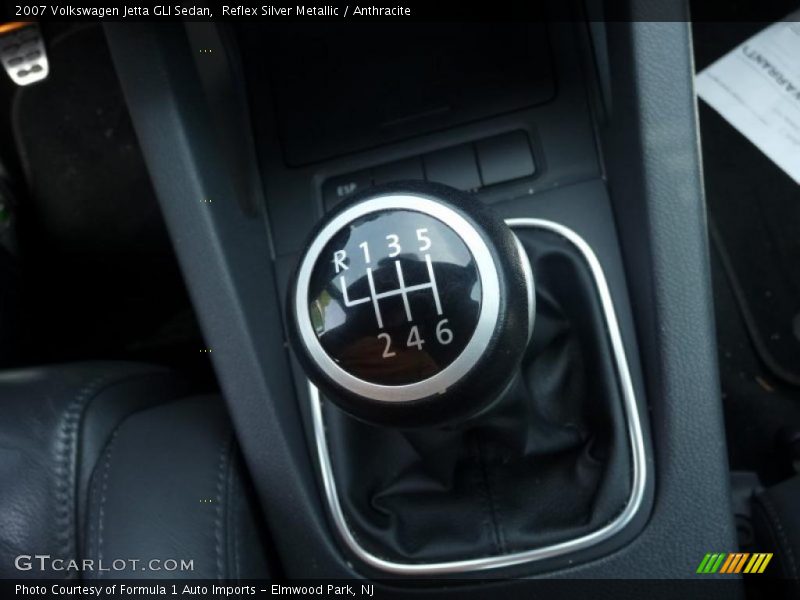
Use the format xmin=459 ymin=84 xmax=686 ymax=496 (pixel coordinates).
xmin=696 ymin=553 xmax=773 ymax=574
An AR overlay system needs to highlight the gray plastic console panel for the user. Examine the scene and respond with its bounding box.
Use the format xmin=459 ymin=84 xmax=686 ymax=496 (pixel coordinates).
xmin=592 ymin=18 xmax=739 ymax=579
xmin=105 ymin=23 xmax=350 ymax=577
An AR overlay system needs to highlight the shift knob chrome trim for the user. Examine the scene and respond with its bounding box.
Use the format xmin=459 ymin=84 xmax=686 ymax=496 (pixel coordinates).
xmin=293 ymin=193 xmax=501 ymax=403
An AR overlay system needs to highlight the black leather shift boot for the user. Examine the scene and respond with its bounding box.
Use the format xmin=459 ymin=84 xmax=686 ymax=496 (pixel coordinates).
xmin=323 ymin=228 xmax=632 ymax=562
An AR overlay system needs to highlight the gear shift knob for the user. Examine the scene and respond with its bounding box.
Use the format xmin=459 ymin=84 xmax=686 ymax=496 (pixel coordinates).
xmin=288 ymin=182 xmax=534 ymax=427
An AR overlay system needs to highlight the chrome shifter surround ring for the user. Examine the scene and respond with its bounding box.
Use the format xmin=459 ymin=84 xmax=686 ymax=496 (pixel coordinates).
xmin=308 ymin=218 xmax=649 ymax=575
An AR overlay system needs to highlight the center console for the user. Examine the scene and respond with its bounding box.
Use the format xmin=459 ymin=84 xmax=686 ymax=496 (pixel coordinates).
xmin=104 ymin=0 xmax=738 ymax=587
xmin=284 ymin=182 xmax=646 ymax=574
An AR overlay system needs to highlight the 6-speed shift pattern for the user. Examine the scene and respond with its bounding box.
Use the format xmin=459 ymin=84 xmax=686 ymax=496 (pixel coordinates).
xmin=308 ymin=210 xmax=481 ymax=386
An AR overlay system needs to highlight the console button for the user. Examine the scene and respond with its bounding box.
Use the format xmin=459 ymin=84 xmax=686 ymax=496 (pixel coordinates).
xmin=476 ymin=131 xmax=536 ymax=186
xmin=373 ymin=157 xmax=424 ymax=184
xmin=323 ymin=170 xmax=372 ymax=210
xmin=423 ymin=145 xmax=481 ymax=191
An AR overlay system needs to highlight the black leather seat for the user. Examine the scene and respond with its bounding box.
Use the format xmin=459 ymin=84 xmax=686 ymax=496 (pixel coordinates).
xmin=0 ymin=362 xmax=270 ymax=580
xmin=752 ymin=475 xmax=800 ymax=595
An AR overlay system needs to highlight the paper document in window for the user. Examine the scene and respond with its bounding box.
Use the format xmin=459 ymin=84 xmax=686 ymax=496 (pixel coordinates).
xmin=696 ymin=13 xmax=800 ymax=184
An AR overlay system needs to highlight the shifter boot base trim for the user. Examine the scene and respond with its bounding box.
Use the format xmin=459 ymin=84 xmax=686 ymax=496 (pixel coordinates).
xmin=308 ymin=218 xmax=649 ymax=575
